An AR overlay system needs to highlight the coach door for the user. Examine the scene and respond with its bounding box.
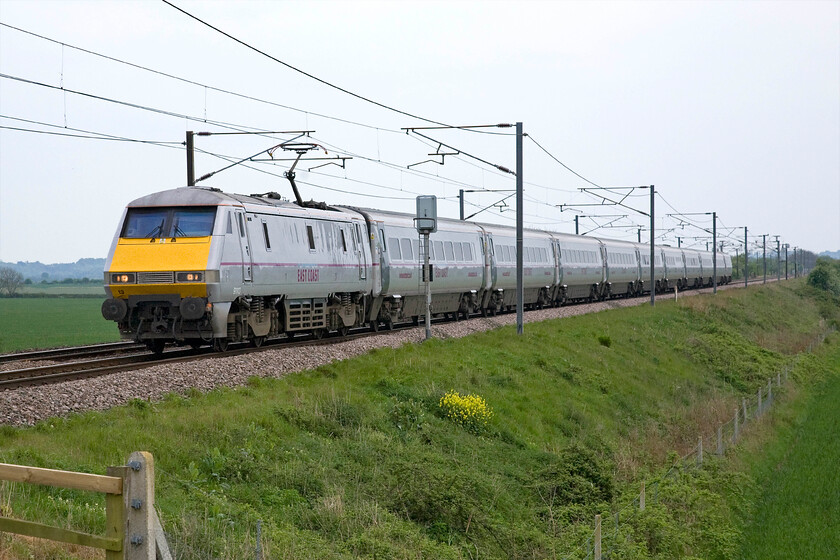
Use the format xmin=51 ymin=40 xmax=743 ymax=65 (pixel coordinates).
xmin=355 ymin=223 xmax=367 ymax=280
xmin=235 ymin=210 xmax=253 ymax=282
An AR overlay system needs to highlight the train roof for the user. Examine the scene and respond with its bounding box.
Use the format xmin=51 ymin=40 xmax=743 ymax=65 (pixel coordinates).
xmin=125 ymin=187 xmax=366 ymax=222
xmin=126 ymin=186 xmax=295 ymax=208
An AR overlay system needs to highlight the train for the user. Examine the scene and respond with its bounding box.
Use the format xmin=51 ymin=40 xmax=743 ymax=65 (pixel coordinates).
xmin=101 ymin=186 xmax=732 ymax=352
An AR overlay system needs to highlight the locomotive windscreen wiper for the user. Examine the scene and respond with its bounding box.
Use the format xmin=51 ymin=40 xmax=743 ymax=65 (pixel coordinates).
xmin=145 ymin=220 xmax=165 ymax=240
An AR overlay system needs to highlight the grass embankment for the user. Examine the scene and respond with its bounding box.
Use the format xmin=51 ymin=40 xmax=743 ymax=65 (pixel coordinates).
xmin=0 ymin=298 xmax=119 ymax=353
xmin=0 ymin=281 xmax=838 ymax=559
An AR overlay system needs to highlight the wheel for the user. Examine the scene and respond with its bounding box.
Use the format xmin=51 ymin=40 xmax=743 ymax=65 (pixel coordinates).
xmin=187 ymin=340 xmax=203 ymax=350
xmin=252 ymin=336 xmax=265 ymax=348
xmin=451 ymin=311 xmax=459 ymax=322
xmin=385 ymin=318 xmax=394 ymax=331
xmin=481 ymin=307 xmax=488 ymax=317
xmin=213 ymin=338 xmax=229 ymax=352
xmin=312 ymin=329 xmax=325 ymax=340
xmin=412 ymin=315 xmax=419 ymax=326
xmin=339 ymin=326 xmax=350 ymax=337
xmin=145 ymin=339 xmax=165 ymax=355
xmin=370 ymin=321 xmax=379 ymax=332
xmin=286 ymin=331 xmax=296 ymax=339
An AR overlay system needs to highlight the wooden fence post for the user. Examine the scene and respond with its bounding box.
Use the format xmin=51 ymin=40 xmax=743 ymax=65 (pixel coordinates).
xmin=697 ymin=436 xmax=703 ymax=466
xmin=639 ymin=481 xmax=645 ymax=512
xmin=734 ymin=408 xmax=739 ymax=441
xmin=124 ymin=451 xmax=155 ymax=560
xmin=594 ymin=514 xmax=601 ymax=560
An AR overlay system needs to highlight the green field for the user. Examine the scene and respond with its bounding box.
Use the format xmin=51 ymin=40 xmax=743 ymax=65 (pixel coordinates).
xmin=18 ymin=283 xmax=105 ymax=296
xmin=0 ymin=297 xmax=120 ymax=353
xmin=0 ymin=280 xmax=838 ymax=559
xmin=737 ymin=346 xmax=840 ymax=558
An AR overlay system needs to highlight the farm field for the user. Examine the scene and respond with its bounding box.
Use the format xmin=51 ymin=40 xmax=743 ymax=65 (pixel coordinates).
xmin=0 ymin=280 xmax=838 ymax=559
xmin=18 ymin=283 xmax=104 ymax=296
xmin=0 ymin=297 xmax=119 ymax=353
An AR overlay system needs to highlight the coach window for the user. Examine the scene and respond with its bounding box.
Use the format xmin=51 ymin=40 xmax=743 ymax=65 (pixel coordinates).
xmin=434 ymin=240 xmax=444 ymax=262
xmin=389 ymin=238 xmax=402 ymax=260
xmin=445 ymin=241 xmax=455 ymax=261
xmin=454 ymin=242 xmax=464 ymax=262
xmin=238 ymin=213 xmax=246 ymax=237
xmin=226 ymin=212 xmax=233 ymax=234
xmin=401 ymin=238 xmax=413 ymax=261
xmin=340 ymin=229 xmax=347 ymax=252
xmin=306 ymin=225 xmax=316 ymax=251
xmin=262 ymin=220 xmax=271 ymax=251
xmin=465 ymin=243 xmax=473 ymax=262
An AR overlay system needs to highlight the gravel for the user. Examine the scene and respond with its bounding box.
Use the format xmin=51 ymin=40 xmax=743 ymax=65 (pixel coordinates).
xmin=0 ymin=283 xmax=745 ymax=426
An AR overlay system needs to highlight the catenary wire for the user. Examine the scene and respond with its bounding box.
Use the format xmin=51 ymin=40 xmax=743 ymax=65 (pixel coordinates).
xmin=0 ymin=124 xmax=182 ymax=145
xmin=0 ymin=72 xmax=545 ymax=208
xmin=0 ymin=20 xmax=404 ymax=135
xmin=160 ymin=0 xmax=513 ymax=135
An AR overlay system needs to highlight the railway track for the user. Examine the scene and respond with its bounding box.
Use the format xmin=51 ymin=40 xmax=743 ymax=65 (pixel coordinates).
xmin=0 ymin=325 xmax=403 ymax=392
xmin=0 ymin=277 xmax=782 ymax=392
xmin=0 ymin=341 xmax=144 ymax=364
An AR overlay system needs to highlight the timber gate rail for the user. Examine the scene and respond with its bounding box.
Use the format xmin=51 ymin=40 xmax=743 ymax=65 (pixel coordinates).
xmin=0 ymin=451 xmax=172 ymax=559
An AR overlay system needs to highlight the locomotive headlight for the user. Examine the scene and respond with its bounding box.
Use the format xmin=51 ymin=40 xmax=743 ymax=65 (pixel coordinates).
xmin=110 ymin=273 xmax=136 ymax=284
xmin=176 ymin=271 xmax=204 ymax=283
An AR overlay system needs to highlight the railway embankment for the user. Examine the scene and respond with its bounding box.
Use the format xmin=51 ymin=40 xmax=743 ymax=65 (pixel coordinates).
xmin=1 ymin=277 xmax=838 ymax=559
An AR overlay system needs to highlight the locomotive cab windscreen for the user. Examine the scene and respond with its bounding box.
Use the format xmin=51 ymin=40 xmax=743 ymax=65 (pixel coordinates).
xmin=121 ymin=206 xmax=217 ymax=239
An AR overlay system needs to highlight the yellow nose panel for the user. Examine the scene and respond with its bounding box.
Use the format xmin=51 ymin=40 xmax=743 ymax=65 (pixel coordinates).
xmin=110 ymin=237 xmax=212 ymax=272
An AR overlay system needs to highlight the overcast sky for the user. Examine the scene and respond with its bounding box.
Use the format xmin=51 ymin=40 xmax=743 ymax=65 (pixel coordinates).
xmin=1 ymin=0 xmax=838 ymax=264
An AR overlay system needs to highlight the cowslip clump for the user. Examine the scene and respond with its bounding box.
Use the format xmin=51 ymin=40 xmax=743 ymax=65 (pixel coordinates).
xmin=439 ymin=390 xmax=493 ymax=433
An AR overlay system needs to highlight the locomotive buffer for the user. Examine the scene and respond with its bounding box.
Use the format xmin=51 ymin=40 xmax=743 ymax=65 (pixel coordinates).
xmin=414 ymin=196 xmax=437 ymax=340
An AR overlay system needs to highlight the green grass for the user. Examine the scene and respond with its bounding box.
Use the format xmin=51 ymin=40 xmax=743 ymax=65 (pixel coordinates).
xmin=0 ymin=280 xmax=838 ymax=559
xmin=736 ymin=342 xmax=840 ymax=558
xmin=0 ymin=297 xmax=119 ymax=353
xmin=18 ymin=283 xmax=105 ymax=296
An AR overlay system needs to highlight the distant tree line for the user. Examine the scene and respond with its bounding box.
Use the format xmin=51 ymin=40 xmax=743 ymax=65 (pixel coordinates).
xmin=730 ymin=249 xmax=818 ymax=281
xmin=807 ymin=257 xmax=840 ymax=296
xmin=0 ymin=267 xmax=101 ymax=297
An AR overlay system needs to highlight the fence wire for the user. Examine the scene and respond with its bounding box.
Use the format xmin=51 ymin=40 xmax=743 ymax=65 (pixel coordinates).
xmin=563 ymin=326 xmax=834 ymax=560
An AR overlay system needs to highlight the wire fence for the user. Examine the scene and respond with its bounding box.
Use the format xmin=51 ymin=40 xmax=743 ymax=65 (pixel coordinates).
xmin=563 ymin=326 xmax=835 ymax=560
